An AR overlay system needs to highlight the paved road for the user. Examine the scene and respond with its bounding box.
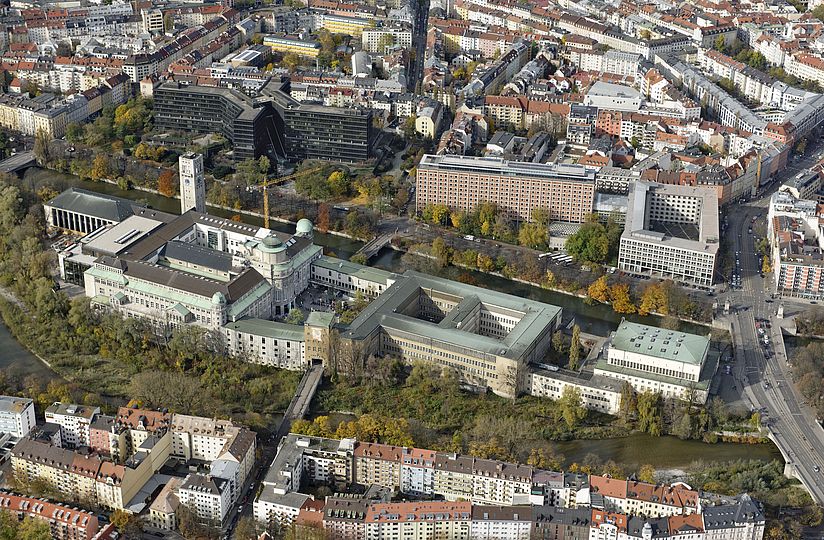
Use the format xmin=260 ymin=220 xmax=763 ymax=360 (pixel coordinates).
xmin=723 ymin=143 xmax=824 ymax=504
xmin=408 ymin=0 xmax=429 ymax=93
xmin=0 ymin=150 xmax=35 ymax=173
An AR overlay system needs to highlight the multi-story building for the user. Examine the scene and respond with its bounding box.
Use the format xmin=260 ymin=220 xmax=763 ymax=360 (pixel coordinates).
xmin=702 ymin=494 xmax=765 ymax=540
xmin=80 ymin=209 xmax=321 ymax=328
xmin=617 ymin=181 xmax=719 ymax=287
xmin=595 ymin=320 xmax=711 ymax=403
xmin=263 ymin=35 xmax=321 ymax=57
xmin=10 ymin=439 xmax=102 ymax=505
xmin=177 ymin=473 xmax=232 ymax=529
xmin=470 ymin=505 xmax=532 ymax=540
xmin=362 ymin=25 xmax=413 ymax=53
xmin=415 ymin=154 xmax=596 ymax=224
xmin=364 ymin=501 xmax=472 ymax=539
xmin=88 ymin=415 xmax=128 ymax=461
xmin=355 ymin=442 xmax=403 ymax=489
xmin=0 ymin=492 xmax=100 ymax=540
xmin=767 ymin=190 xmax=824 ymax=300
xmin=44 ymin=403 xmax=100 ymax=449
xmin=338 ymin=270 xmax=562 ymax=399
xmin=179 ymin=153 xmax=206 ymax=214
xmin=154 ymin=82 xmax=272 ymax=161
xmin=0 ymin=396 xmax=36 ymax=438
xmin=270 ymin=89 xmax=375 ymax=163
xmin=44 ymin=188 xmax=148 ymax=235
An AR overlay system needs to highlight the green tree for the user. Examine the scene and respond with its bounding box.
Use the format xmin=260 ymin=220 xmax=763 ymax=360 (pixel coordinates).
xmin=431 ymin=237 xmax=451 ymax=268
xmin=568 ymin=324 xmax=581 ymax=371
xmin=565 ymin=222 xmax=610 ymax=266
xmin=637 ymin=390 xmax=663 ymax=436
xmin=90 ymin=153 xmax=111 ymax=181
xmin=33 ymin=129 xmax=51 ymax=163
xmin=283 ymin=52 xmax=301 ymax=71
xmin=285 ymin=308 xmax=306 ymax=325
xmin=17 ymin=518 xmax=51 ymax=540
xmin=518 ymin=222 xmax=548 ymax=249
xmin=638 ymin=464 xmax=656 ymax=483
xmin=559 ymin=386 xmax=587 ymax=429
xmin=618 ymin=382 xmax=637 ymax=423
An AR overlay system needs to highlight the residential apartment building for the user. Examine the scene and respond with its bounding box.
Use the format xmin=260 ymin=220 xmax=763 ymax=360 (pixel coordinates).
xmin=177 ymin=473 xmax=232 ymax=528
xmin=767 ymin=190 xmax=824 ymax=300
xmin=44 ymin=403 xmax=100 ymax=448
xmin=617 ymin=181 xmax=719 ymax=287
xmin=0 ymin=492 xmax=99 ymax=540
xmin=0 ymin=396 xmax=36 ymax=438
xmin=415 ymin=154 xmax=596 ymax=224
xmin=595 ymin=320 xmax=711 ymax=403
xmin=364 ymin=501 xmax=472 ymax=540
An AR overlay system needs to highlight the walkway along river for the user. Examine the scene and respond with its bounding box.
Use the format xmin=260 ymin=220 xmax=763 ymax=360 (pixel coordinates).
xmin=2 ymin=168 xmax=782 ymax=469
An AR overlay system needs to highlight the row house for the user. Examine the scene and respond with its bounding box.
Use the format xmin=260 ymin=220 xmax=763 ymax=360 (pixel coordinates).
xmin=0 ymin=492 xmax=100 ymax=540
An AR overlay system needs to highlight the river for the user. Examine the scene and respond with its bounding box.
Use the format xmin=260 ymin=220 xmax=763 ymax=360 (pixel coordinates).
xmin=6 ymin=168 xmax=782 ymax=468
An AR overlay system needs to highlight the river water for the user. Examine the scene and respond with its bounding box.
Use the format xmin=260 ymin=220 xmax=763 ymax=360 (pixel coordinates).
xmin=4 ymin=168 xmax=782 ymax=468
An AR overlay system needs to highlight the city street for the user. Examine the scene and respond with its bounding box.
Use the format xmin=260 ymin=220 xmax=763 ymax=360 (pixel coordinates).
xmin=723 ymin=144 xmax=824 ymax=505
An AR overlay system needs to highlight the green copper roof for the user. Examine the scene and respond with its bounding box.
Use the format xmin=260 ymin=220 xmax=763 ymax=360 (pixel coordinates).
xmin=610 ymin=319 xmax=709 ymax=366
xmin=224 ymin=318 xmax=306 ymax=342
xmin=306 ymin=311 xmax=335 ymax=328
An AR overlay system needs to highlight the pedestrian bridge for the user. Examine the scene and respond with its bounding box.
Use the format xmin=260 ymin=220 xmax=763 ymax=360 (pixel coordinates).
xmin=275 ymin=364 xmax=323 ymax=440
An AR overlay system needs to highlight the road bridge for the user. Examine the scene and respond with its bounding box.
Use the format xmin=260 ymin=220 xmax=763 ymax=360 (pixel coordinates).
xmin=0 ymin=151 xmax=36 ymax=173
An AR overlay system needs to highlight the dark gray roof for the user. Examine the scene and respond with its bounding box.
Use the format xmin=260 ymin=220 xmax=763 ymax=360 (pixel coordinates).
xmin=124 ymin=260 xmax=266 ymax=302
xmin=47 ymin=187 xmax=140 ymax=222
xmin=162 ymin=240 xmax=233 ymax=272
xmin=703 ymin=494 xmax=764 ymax=529
xmin=532 ymin=506 xmax=591 ymax=527
xmin=181 ymin=473 xmax=228 ymax=495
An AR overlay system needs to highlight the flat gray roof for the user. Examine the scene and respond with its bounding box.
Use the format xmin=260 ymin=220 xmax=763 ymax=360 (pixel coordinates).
xmin=610 ymin=319 xmax=709 ymax=366
xmin=418 ymin=154 xmax=596 ymax=183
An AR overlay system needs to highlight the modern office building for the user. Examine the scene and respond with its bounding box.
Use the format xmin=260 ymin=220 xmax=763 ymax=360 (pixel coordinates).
xmin=269 ymin=89 xmax=375 ymax=163
xmin=595 ymin=320 xmax=712 ymax=403
xmin=618 ymin=181 xmax=719 ymax=287
xmin=263 ymin=35 xmax=321 ymax=57
xmin=154 ymin=82 xmax=273 ymax=161
xmin=179 ymin=153 xmax=206 ymax=214
xmin=0 ymin=396 xmax=36 ymax=438
xmin=338 ymin=270 xmax=562 ymax=399
xmin=415 ymin=155 xmax=596 ymax=223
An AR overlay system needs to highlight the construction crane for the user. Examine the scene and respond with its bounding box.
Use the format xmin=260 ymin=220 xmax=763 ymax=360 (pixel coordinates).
xmin=261 ymin=166 xmax=325 ymax=228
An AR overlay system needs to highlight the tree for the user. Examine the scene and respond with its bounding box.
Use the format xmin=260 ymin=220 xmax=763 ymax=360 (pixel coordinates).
xmin=618 ymin=382 xmax=637 ymax=423
xmin=639 ymin=283 xmax=667 ymax=316
xmin=235 ymin=516 xmax=257 ymax=540
xmin=33 ymin=129 xmax=51 ymax=163
xmin=531 ymin=207 xmax=550 ymax=228
xmin=90 ymin=153 xmax=111 ymax=181
xmin=637 ymin=390 xmax=663 ymax=436
xmin=813 ymin=4 xmax=824 ymax=21
xmin=588 ymin=275 xmax=610 ymax=303
xmin=518 ymin=222 xmax=547 ymax=249
xmin=376 ymin=33 xmax=395 ymax=52
xmin=552 ymin=330 xmax=566 ymax=355
xmin=110 ymin=510 xmax=143 ymax=539
xmin=638 ymin=464 xmax=656 ymax=483
xmin=609 ymin=283 xmax=636 ymax=314
xmin=568 ymin=324 xmax=581 ymax=371
xmin=157 ymin=169 xmax=176 ymax=197
xmin=565 ymin=222 xmax=610 ymax=266
xmin=559 ymin=386 xmax=587 ymax=428
xmin=714 ymin=34 xmax=726 ymax=52
xmin=762 ymin=256 xmax=771 ymax=274
xmin=431 ymin=237 xmax=450 ymax=268
xmin=285 ymin=308 xmax=306 ymax=325
xmin=283 ymin=52 xmax=301 ymax=72
xmin=317 ymin=203 xmax=330 ymax=233
xmin=327 ymin=171 xmax=350 ymax=198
